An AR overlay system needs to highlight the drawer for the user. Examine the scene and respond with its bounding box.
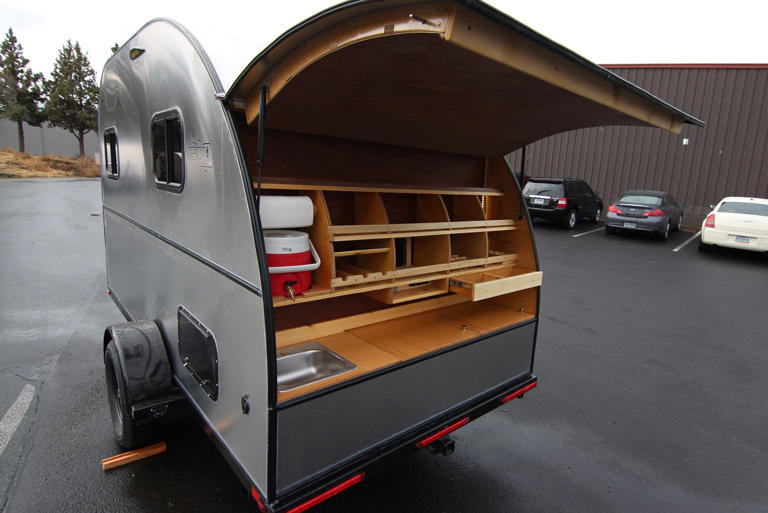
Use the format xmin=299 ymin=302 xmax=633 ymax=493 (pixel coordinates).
xmin=448 ymin=267 xmax=542 ymax=301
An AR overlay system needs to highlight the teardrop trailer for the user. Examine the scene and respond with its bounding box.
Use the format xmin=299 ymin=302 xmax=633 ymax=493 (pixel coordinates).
xmin=98 ymin=1 xmax=702 ymax=511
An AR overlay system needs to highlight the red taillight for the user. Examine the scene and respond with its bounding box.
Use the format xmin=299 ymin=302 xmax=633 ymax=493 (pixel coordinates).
xmin=500 ymin=381 xmax=538 ymax=404
xmin=251 ymin=487 xmax=266 ymax=512
xmin=555 ymin=198 xmax=567 ymax=209
xmin=705 ymin=214 xmax=715 ymax=228
xmin=607 ymin=204 xmax=623 ymax=214
xmin=415 ymin=417 xmax=469 ymax=448
xmin=286 ymin=473 xmax=365 ymax=513
xmin=643 ymin=209 xmax=664 ymax=217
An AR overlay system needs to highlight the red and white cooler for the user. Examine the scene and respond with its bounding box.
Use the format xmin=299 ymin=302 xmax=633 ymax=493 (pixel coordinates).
xmin=263 ymin=230 xmax=321 ymax=297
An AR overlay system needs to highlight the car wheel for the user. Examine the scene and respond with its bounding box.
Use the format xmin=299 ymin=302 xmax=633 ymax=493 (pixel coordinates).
xmin=698 ymin=236 xmax=711 ymax=252
xmin=676 ymin=214 xmax=683 ymax=231
xmin=593 ymin=207 xmax=602 ymax=223
xmin=659 ymin=220 xmax=671 ymax=241
xmin=605 ymin=226 xmax=615 ymax=235
xmin=105 ymin=340 xmax=146 ymax=449
xmin=563 ymin=209 xmax=577 ymax=229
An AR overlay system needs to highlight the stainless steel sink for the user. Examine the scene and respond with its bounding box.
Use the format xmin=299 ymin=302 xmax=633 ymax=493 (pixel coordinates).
xmin=276 ymin=342 xmax=357 ymax=392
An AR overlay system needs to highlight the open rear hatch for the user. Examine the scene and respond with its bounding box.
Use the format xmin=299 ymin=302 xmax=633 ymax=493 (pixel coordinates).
xmin=225 ymin=0 xmax=702 ymax=504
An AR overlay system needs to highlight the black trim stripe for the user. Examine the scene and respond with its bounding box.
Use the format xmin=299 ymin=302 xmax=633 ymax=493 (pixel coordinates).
xmin=108 ymin=289 xmax=134 ymax=322
xmin=504 ymin=157 xmax=542 ymax=373
xmin=219 ymin=100 xmax=279 ymax=501
xmin=102 ymin=204 xmax=262 ymax=297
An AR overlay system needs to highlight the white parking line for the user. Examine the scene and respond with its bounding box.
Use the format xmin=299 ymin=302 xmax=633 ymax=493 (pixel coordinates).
xmin=572 ymin=227 xmax=604 ymax=238
xmin=673 ymin=231 xmax=701 ymax=252
xmin=0 ymin=384 xmax=36 ymax=457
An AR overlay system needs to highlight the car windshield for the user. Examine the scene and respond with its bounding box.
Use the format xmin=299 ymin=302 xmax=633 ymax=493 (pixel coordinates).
xmin=618 ymin=194 xmax=662 ymax=206
xmin=523 ymin=182 xmax=564 ymax=197
xmin=717 ymin=201 xmax=768 ymax=217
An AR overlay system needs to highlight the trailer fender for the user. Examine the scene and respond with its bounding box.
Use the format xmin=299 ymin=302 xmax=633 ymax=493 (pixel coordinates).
xmin=103 ymin=320 xmax=174 ymax=406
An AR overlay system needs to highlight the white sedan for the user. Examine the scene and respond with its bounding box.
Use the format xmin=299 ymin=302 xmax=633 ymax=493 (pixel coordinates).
xmin=699 ymin=196 xmax=768 ymax=252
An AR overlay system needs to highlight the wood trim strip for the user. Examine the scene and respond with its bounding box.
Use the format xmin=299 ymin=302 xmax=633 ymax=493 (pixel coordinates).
xmin=258 ymin=180 xmax=504 ymax=196
xmin=447 ymin=6 xmax=686 ymax=133
xmin=329 ymin=219 xmax=515 ymax=235
xmin=332 ymin=225 xmax=515 ymax=242
xmin=334 ymin=247 xmax=391 ymax=257
xmin=244 ymin=5 xmax=453 ymax=123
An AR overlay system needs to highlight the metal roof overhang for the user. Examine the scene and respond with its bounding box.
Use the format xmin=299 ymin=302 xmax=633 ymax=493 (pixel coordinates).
xmin=227 ymin=0 xmax=703 ymax=157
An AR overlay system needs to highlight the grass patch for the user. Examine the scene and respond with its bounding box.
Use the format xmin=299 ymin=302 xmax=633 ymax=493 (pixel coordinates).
xmin=0 ymin=148 xmax=100 ymax=178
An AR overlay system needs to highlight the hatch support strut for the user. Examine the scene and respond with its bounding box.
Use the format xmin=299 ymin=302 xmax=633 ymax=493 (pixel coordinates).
xmin=518 ymin=145 xmax=527 ymax=219
xmin=255 ymin=80 xmax=270 ymax=209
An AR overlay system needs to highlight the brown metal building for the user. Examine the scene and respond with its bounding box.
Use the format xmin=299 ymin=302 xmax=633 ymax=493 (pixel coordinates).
xmin=507 ymin=64 xmax=768 ymax=229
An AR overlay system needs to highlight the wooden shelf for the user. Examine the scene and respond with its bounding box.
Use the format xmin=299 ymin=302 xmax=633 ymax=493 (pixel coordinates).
xmin=334 ymin=247 xmax=390 ymax=257
xmin=332 ymin=254 xmax=517 ymax=288
xmin=265 ymin=182 xmax=535 ymax=309
xmin=392 ymin=281 xmax=447 ymax=303
xmin=258 ymin=178 xmax=504 ymax=196
xmin=330 ymin=219 xmax=516 ymax=242
xmin=271 ymin=261 xmax=522 ymax=307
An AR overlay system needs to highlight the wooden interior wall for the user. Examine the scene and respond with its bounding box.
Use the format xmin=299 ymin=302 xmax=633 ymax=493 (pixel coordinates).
xmin=233 ymin=112 xmax=486 ymax=189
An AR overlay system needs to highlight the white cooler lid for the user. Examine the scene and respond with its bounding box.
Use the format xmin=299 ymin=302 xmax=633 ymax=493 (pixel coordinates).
xmin=263 ymin=230 xmax=310 ymax=254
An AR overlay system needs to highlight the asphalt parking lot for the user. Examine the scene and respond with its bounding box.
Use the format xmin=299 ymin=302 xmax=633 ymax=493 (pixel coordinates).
xmin=1 ymin=179 xmax=766 ymax=513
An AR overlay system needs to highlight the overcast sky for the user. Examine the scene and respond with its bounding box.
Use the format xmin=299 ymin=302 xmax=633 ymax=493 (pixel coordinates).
xmin=1 ymin=0 xmax=766 ymax=90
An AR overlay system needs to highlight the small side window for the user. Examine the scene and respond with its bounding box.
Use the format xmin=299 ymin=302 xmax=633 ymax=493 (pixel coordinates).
xmin=151 ymin=111 xmax=184 ymax=191
xmin=103 ymin=129 xmax=119 ymax=179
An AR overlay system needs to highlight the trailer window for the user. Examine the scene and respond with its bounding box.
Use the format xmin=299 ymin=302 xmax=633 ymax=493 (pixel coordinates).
xmin=103 ymin=129 xmax=119 ymax=179
xmin=152 ymin=112 xmax=184 ymax=190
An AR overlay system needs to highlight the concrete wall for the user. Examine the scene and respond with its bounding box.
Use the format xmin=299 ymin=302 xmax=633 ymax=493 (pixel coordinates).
xmin=0 ymin=118 xmax=99 ymax=160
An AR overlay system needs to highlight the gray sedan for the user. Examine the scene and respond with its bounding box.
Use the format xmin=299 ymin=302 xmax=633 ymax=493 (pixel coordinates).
xmin=605 ymin=190 xmax=684 ymax=240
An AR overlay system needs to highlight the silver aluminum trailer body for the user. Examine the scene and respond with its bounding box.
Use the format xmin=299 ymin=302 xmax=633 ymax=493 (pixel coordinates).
xmin=98 ymin=2 xmax=702 ymax=511
xmin=100 ymin=20 xmax=272 ymax=491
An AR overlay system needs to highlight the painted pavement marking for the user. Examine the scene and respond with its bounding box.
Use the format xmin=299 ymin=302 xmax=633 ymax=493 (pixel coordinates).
xmin=0 ymin=384 xmax=36 ymax=457
xmin=572 ymin=227 xmax=604 ymax=238
xmin=673 ymin=231 xmax=702 ymax=252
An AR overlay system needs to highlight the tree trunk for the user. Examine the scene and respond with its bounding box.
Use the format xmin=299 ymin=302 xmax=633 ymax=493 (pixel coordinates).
xmin=78 ymin=131 xmax=85 ymax=158
xmin=17 ymin=120 xmax=25 ymax=153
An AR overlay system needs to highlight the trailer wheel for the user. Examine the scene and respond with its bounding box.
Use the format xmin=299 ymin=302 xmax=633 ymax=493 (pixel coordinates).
xmin=105 ymin=340 xmax=142 ymax=449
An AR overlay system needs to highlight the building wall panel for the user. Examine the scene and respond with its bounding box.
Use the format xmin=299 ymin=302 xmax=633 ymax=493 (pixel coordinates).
xmin=510 ymin=66 xmax=768 ymax=229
